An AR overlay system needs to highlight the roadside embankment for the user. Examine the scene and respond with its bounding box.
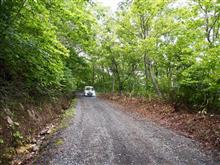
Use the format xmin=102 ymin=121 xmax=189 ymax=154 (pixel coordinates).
xmin=0 ymin=94 xmax=73 ymax=165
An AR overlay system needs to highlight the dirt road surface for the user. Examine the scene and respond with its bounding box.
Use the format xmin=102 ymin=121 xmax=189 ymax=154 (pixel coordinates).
xmin=33 ymin=97 xmax=219 ymax=165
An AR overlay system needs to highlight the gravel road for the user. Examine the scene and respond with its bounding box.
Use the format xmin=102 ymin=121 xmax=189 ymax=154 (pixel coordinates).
xmin=33 ymin=97 xmax=219 ymax=165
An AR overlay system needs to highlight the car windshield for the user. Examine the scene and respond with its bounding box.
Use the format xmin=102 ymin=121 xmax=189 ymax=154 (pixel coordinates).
xmin=85 ymin=87 xmax=93 ymax=90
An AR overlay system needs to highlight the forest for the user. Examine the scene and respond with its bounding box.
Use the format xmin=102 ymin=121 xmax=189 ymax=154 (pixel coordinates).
xmin=1 ymin=0 xmax=219 ymax=112
xmin=0 ymin=0 xmax=219 ymax=163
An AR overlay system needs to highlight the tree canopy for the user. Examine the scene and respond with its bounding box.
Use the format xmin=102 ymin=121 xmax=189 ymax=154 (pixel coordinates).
xmin=0 ymin=0 xmax=96 ymax=96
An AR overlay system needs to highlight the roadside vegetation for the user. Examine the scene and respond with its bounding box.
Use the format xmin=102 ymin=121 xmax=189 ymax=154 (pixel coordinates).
xmin=0 ymin=0 xmax=219 ymax=164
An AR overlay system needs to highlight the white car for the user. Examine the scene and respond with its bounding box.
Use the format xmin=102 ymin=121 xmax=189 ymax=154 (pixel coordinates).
xmin=84 ymin=86 xmax=96 ymax=97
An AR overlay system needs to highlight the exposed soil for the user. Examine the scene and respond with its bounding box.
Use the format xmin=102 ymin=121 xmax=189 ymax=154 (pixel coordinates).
xmin=102 ymin=94 xmax=220 ymax=153
xmin=0 ymin=94 xmax=72 ymax=165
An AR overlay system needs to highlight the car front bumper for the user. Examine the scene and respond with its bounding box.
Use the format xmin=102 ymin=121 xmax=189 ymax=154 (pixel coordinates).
xmin=85 ymin=92 xmax=96 ymax=97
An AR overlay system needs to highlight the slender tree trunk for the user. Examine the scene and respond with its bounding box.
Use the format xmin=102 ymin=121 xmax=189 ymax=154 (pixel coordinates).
xmin=143 ymin=54 xmax=149 ymax=88
xmin=118 ymin=76 xmax=123 ymax=95
xmin=144 ymin=53 xmax=162 ymax=97
xmin=112 ymin=75 xmax=115 ymax=94
xmin=92 ymin=64 xmax=95 ymax=85
xmin=111 ymin=57 xmax=123 ymax=95
xmin=148 ymin=63 xmax=162 ymax=97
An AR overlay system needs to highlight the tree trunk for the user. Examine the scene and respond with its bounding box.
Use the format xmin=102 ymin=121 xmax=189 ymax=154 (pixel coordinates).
xmin=92 ymin=64 xmax=95 ymax=85
xmin=144 ymin=53 xmax=162 ymax=97
xmin=118 ymin=76 xmax=123 ymax=95
xmin=112 ymin=75 xmax=115 ymax=94
xmin=143 ymin=54 xmax=149 ymax=89
xmin=111 ymin=57 xmax=123 ymax=95
xmin=148 ymin=63 xmax=162 ymax=97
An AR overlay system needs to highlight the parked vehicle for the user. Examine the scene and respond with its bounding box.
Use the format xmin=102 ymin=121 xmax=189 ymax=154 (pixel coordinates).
xmin=84 ymin=86 xmax=96 ymax=97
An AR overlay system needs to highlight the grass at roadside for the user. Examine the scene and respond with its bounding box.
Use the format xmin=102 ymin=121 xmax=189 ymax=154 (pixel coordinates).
xmin=55 ymin=139 xmax=64 ymax=146
xmin=58 ymin=98 xmax=77 ymax=130
xmin=49 ymin=99 xmax=76 ymax=148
